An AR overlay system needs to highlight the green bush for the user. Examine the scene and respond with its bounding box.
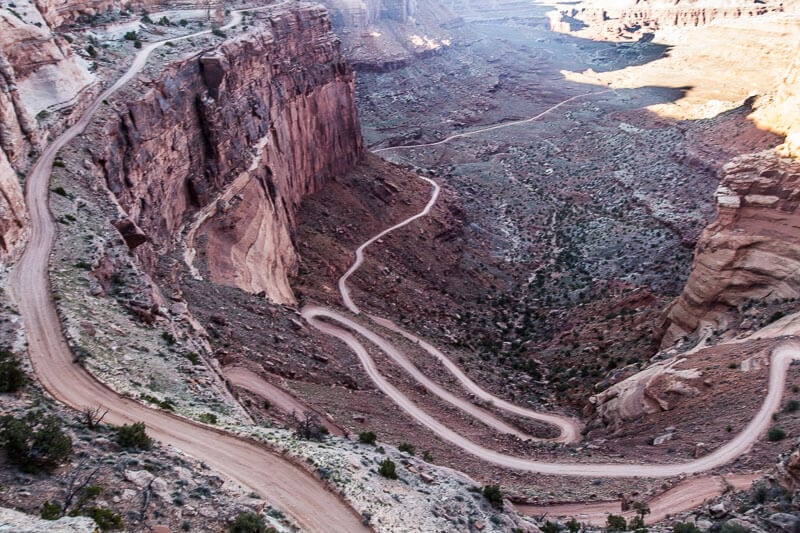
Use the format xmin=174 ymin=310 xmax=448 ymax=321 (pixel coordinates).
xmin=606 ymin=514 xmax=627 ymax=532
xmin=81 ymin=507 xmax=122 ymax=531
xmin=40 ymin=501 xmax=62 ymax=520
xmin=115 ymin=422 xmax=153 ymax=450
xmin=720 ymin=522 xmax=749 ymax=533
xmin=398 ymin=442 xmax=415 ymax=455
xmin=482 ymin=484 xmax=503 ymax=510
xmin=378 ymin=458 xmax=397 ymax=479
xmin=123 ymin=30 xmax=137 ymax=40
xmin=133 ymin=39 xmax=142 ymax=49
xmin=198 ymin=413 xmax=217 ymax=425
xmin=768 ymin=427 xmax=786 ymax=442
xmin=542 ymin=521 xmax=559 ymax=533
xmin=784 ymin=399 xmax=800 ymax=413
xmin=566 ymin=518 xmax=581 ymax=533
xmin=358 ymin=431 xmax=376 ymax=445
xmin=229 ymin=511 xmax=272 ymax=533
xmin=673 ymin=523 xmax=701 ymax=533
xmin=0 ymin=414 xmax=72 ymax=473
xmin=211 ymin=27 xmax=226 ymax=38
xmin=0 ymin=349 xmax=26 ymax=392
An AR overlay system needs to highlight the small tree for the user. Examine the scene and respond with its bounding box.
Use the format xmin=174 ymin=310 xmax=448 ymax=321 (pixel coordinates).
xmin=291 ymin=411 xmax=326 ymax=441
xmin=482 ymin=484 xmax=503 ymax=510
xmin=378 ymin=458 xmax=397 ymax=479
xmin=629 ymin=502 xmax=650 ymax=530
xmin=115 ymin=422 xmax=153 ymax=450
xmin=358 ymin=431 xmax=376 ymax=445
xmin=566 ymin=518 xmax=581 ymax=533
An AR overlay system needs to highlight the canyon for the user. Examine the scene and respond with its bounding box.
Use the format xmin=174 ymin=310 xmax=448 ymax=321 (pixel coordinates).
xmin=2 ymin=0 xmax=800 ymax=531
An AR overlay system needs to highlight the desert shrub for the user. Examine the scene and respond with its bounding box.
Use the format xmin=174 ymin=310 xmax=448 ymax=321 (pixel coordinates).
xmin=673 ymin=523 xmax=701 ymax=533
xmin=378 ymin=458 xmax=397 ymax=479
xmin=606 ymin=514 xmax=627 ymax=532
xmin=482 ymin=484 xmax=503 ymax=510
xmin=198 ymin=413 xmax=217 ymax=425
xmin=720 ymin=522 xmax=749 ymax=533
xmin=115 ymin=422 xmax=153 ymax=450
xmin=123 ymin=30 xmax=137 ymax=40
xmin=768 ymin=427 xmax=786 ymax=442
xmin=0 ymin=414 xmax=72 ymax=472
xmin=0 ymin=348 xmax=26 ymax=392
xmin=398 ymin=442 xmax=415 ymax=455
xmin=229 ymin=511 xmax=272 ymax=533
xmin=81 ymin=507 xmax=122 ymax=531
xmin=211 ymin=27 xmax=226 ymax=37
xmin=784 ymin=399 xmax=800 ymax=413
xmin=358 ymin=431 xmax=376 ymax=445
xmin=40 ymin=501 xmax=62 ymax=520
xmin=566 ymin=518 xmax=581 ymax=533
xmin=542 ymin=521 xmax=559 ymax=533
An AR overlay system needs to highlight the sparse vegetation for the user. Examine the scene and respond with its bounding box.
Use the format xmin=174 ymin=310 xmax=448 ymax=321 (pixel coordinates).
xmin=40 ymin=501 xmax=62 ymax=520
xmin=784 ymin=399 xmax=800 ymax=413
xmin=212 ymin=27 xmax=227 ymax=37
xmin=198 ymin=412 xmax=218 ymax=425
xmin=673 ymin=523 xmax=701 ymax=533
xmin=80 ymin=507 xmax=123 ymax=531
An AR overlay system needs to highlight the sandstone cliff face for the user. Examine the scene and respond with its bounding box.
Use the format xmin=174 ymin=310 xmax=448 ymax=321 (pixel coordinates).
xmin=94 ymin=6 xmax=362 ymax=303
xmin=662 ymin=152 xmax=800 ymax=345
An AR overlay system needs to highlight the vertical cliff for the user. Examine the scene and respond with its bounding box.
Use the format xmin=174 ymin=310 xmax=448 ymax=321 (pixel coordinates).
xmin=753 ymin=51 xmax=800 ymax=158
xmin=94 ymin=5 xmax=363 ymax=304
xmin=661 ymin=152 xmax=800 ymax=345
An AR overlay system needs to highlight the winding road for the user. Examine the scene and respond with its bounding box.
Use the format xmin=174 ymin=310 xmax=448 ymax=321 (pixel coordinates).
xmin=10 ymin=4 xmax=800 ymax=527
xmin=9 ymin=9 xmax=367 ymax=532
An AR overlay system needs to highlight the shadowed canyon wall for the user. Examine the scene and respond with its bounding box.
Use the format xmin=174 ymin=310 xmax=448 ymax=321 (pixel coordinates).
xmin=93 ymin=5 xmax=363 ymax=303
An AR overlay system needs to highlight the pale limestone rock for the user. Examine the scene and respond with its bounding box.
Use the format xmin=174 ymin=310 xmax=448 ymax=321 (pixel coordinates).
xmin=0 ymin=507 xmax=97 ymax=532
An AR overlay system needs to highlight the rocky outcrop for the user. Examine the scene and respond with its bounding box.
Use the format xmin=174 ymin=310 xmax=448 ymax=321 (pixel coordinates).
xmin=324 ymin=0 xmax=417 ymax=28
xmin=0 ymin=507 xmax=97 ymax=532
xmin=92 ymin=5 xmax=362 ymax=303
xmin=31 ymin=0 xmax=210 ymax=29
xmin=588 ymin=357 xmax=703 ymax=431
xmin=661 ymin=152 xmax=800 ymax=345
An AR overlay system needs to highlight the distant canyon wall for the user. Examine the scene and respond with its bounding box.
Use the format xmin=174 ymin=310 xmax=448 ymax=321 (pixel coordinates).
xmin=92 ymin=5 xmax=363 ymax=303
xmin=753 ymin=51 xmax=800 ymax=158
xmin=560 ymin=0 xmax=795 ymax=34
xmin=321 ymin=0 xmax=456 ymax=70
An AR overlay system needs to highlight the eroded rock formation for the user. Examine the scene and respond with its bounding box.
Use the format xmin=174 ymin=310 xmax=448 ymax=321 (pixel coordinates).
xmin=92 ymin=6 xmax=362 ymax=303
xmin=662 ymin=152 xmax=800 ymax=345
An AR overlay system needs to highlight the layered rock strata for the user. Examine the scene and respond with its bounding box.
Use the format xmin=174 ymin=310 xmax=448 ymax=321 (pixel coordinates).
xmin=560 ymin=0 xmax=794 ymax=34
xmin=93 ymin=5 xmax=362 ymax=304
xmin=753 ymin=51 xmax=800 ymax=157
xmin=661 ymin=152 xmax=800 ymax=345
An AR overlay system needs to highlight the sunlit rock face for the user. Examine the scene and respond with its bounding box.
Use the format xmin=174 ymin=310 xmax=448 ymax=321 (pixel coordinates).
xmin=661 ymin=152 xmax=800 ymax=346
xmin=92 ymin=6 xmax=363 ymax=304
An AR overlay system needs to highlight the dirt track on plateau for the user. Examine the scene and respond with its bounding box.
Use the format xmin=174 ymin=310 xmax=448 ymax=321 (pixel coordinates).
xmin=9 ymin=9 xmax=366 ymax=532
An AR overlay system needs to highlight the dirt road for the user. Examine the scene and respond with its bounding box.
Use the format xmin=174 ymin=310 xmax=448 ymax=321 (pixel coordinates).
xmin=9 ymin=10 xmax=366 ymax=532
xmin=518 ymin=474 xmax=758 ymax=525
